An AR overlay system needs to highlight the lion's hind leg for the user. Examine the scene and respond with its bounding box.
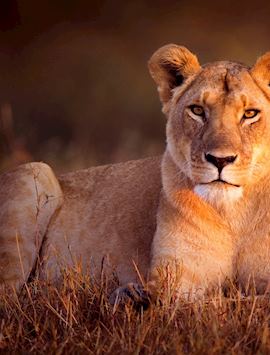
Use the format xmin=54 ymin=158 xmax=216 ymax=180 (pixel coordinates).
xmin=0 ymin=162 xmax=63 ymax=292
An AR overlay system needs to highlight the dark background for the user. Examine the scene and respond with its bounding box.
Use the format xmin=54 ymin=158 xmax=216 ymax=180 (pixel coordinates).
xmin=0 ymin=0 xmax=270 ymax=172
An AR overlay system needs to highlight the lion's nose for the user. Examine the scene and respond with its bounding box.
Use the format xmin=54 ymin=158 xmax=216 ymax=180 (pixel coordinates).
xmin=205 ymin=153 xmax=237 ymax=173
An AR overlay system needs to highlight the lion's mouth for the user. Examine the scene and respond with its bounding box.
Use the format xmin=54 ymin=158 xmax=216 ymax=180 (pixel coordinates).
xmin=201 ymin=179 xmax=240 ymax=188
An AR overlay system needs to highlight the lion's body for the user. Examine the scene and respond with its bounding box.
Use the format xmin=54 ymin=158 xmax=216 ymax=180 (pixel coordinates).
xmin=2 ymin=44 xmax=270 ymax=299
xmin=0 ymin=158 xmax=161 ymax=290
xmin=43 ymin=157 xmax=161 ymax=284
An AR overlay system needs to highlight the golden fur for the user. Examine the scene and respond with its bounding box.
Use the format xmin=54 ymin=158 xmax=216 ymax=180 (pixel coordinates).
xmin=1 ymin=45 xmax=270 ymax=300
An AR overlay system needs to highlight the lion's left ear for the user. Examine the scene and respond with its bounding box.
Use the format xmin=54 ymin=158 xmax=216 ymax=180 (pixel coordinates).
xmin=251 ymin=52 xmax=270 ymax=85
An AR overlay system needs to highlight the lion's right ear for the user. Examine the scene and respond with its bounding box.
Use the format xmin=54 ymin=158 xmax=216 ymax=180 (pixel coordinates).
xmin=148 ymin=44 xmax=201 ymax=108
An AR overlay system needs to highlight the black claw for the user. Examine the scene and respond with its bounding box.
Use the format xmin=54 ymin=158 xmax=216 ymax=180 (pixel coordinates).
xmin=110 ymin=284 xmax=152 ymax=310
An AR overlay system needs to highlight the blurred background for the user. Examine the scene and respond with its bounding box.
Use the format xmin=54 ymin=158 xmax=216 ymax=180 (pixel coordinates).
xmin=0 ymin=0 xmax=270 ymax=173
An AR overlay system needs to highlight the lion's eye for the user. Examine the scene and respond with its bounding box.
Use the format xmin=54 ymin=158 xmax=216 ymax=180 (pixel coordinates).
xmin=190 ymin=105 xmax=204 ymax=116
xmin=243 ymin=109 xmax=260 ymax=119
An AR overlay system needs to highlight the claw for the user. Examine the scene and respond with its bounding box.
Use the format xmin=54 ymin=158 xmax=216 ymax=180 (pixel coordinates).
xmin=109 ymin=283 xmax=151 ymax=311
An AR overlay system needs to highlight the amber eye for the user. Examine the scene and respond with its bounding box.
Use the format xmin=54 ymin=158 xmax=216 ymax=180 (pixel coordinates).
xmin=243 ymin=109 xmax=260 ymax=119
xmin=190 ymin=105 xmax=204 ymax=116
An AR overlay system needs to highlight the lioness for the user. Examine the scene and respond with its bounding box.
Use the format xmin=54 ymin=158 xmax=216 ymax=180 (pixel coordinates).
xmin=1 ymin=44 xmax=270 ymax=301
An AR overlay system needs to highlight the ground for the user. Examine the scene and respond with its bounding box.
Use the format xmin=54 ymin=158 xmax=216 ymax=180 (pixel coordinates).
xmin=0 ymin=267 xmax=270 ymax=354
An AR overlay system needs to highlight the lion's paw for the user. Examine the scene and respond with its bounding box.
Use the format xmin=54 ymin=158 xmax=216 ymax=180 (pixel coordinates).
xmin=109 ymin=283 xmax=151 ymax=310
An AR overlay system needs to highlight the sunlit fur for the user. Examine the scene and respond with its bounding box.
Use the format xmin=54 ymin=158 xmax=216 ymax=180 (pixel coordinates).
xmin=1 ymin=45 xmax=270 ymax=302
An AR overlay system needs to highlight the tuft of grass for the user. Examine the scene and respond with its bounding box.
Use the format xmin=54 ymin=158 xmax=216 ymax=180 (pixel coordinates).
xmin=0 ymin=269 xmax=270 ymax=354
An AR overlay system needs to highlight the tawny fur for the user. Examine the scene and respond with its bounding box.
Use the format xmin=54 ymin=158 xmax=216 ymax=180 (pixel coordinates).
xmin=1 ymin=44 xmax=270 ymax=299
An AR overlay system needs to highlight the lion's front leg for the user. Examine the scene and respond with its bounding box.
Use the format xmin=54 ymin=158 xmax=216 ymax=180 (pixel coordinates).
xmin=237 ymin=234 xmax=270 ymax=295
xmin=149 ymin=191 xmax=235 ymax=300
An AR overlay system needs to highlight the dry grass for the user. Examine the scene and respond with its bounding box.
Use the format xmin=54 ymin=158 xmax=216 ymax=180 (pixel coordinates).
xmin=0 ymin=269 xmax=270 ymax=354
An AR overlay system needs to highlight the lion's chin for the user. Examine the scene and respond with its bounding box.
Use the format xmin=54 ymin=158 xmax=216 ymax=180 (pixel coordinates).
xmin=194 ymin=182 xmax=243 ymax=206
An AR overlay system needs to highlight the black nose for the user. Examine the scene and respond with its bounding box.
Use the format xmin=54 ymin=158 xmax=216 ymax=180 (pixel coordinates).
xmin=205 ymin=153 xmax=237 ymax=173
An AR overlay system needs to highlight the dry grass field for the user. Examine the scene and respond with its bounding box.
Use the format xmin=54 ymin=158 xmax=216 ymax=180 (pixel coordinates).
xmin=1 ymin=269 xmax=270 ymax=354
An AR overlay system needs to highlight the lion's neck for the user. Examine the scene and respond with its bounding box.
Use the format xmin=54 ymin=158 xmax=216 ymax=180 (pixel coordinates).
xmin=161 ymin=150 xmax=193 ymax=206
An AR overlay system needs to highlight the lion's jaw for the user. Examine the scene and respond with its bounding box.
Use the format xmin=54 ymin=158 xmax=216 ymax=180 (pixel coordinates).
xmin=194 ymin=183 xmax=243 ymax=206
xmin=191 ymin=159 xmax=244 ymax=205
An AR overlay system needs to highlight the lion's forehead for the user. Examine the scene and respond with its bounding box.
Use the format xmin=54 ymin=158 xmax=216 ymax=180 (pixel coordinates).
xmin=199 ymin=63 xmax=252 ymax=90
xmin=179 ymin=62 xmax=265 ymax=106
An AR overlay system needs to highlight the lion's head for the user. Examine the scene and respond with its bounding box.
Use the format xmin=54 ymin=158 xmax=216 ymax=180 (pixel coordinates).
xmin=149 ymin=44 xmax=270 ymax=203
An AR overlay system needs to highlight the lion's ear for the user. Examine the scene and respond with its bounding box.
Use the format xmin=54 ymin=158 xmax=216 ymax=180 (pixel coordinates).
xmin=251 ymin=52 xmax=270 ymax=85
xmin=148 ymin=44 xmax=201 ymax=107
